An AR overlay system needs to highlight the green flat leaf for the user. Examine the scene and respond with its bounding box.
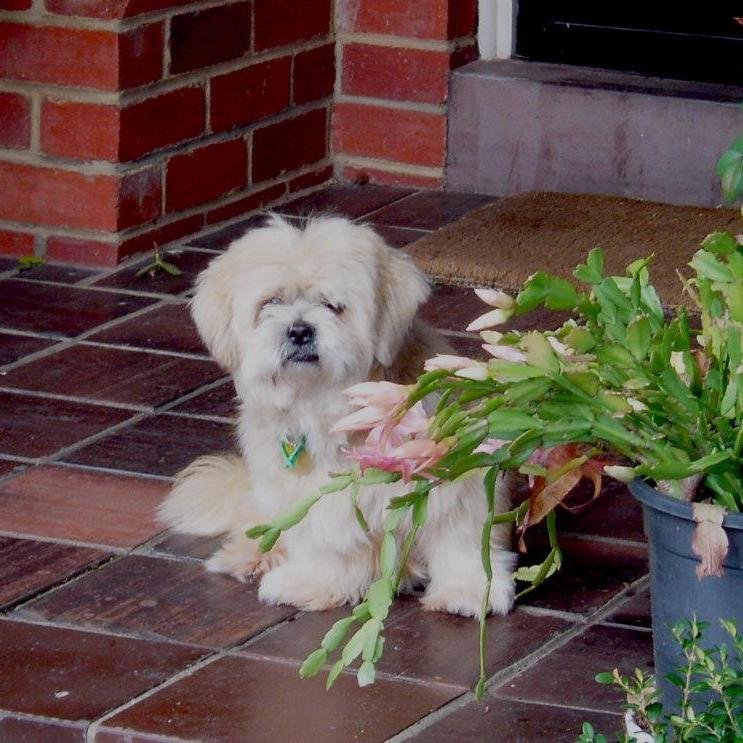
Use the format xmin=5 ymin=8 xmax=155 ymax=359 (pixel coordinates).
xmin=341 ymin=626 xmax=367 ymax=666
xmin=702 ymin=231 xmax=739 ymax=255
xmin=321 ymin=616 xmax=355 ymax=653
xmin=595 ymin=672 xmax=615 ymax=684
xmin=412 ymin=495 xmax=428 ymax=527
xmin=503 ymin=377 xmax=553 ymax=404
xmin=523 ymin=332 xmax=560 ymax=374
xmin=357 ymin=659 xmax=376 ymax=687
xmin=361 ymin=618 xmax=382 ymax=660
xmin=626 ymin=316 xmax=652 ymax=361
xmin=326 ymin=659 xmax=344 ymax=690
xmin=159 ymin=260 xmax=182 ymax=276
xmin=574 ymin=248 xmax=605 ymax=284
xmin=379 ymin=532 xmax=396 ymax=577
xmin=273 ymin=492 xmax=322 ymax=530
xmin=358 ymin=468 xmax=400 ymax=486
xmin=299 ymin=648 xmax=327 ymax=678
xmin=488 ymin=359 xmax=545 ymax=382
xmin=383 ymin=506 xmax=406 ymax=531
xmin=691 ymin=249 xmax=734 ymax=283
xmin=367 ymin=580 xmax=393 ymax=620
xmin=245 ymin=524 xmax=271 ymax=538
xmin=258 ymin=528 xmax=281 ymax=552
xmin=564 ymin=326 xmax=596 ymax=353
xmin=319 ymin=474 xmax=355 ymax=493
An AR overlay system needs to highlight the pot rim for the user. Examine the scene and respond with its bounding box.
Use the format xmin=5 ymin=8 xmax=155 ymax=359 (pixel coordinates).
xmin=629 ymin=478 xmax=743 ymax=530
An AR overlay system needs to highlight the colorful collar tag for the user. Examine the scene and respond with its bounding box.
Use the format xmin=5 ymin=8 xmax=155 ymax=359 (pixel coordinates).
xmin=280 ymin=434 xmax=307 ymax=469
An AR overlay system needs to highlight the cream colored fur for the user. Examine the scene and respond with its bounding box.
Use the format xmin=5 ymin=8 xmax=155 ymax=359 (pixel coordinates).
xmin=159 ymin=215 xmax=515 ymax=616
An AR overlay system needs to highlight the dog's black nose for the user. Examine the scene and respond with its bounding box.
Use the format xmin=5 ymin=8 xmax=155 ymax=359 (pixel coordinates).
xmin=287 ymin=322 xmax=315 ymax=346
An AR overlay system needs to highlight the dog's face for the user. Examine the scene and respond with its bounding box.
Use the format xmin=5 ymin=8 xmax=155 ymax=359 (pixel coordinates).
xmin=190 ymin=216 xmax=430 ymax=400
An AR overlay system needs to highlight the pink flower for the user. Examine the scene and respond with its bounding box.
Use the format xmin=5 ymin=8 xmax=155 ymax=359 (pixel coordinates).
xmin=474 ymin=288 xmax=515 ymax=309
xmin=482 ymin=344 xmax=527 ymax=362
xmin=346 ymin=426 xmax=449 ymax=482
xmin=424 ymin=354 xmax=478 ymax=372
xmin=330 ymin=381 xmax=412 ymax=434
xmin=466 ymin=308 xmax=514 ymax=332
xmin=466 ymin=288 xmax=516 ymax=332
xmin=474 ymin=438 xmax=508 ymax=454
xmin=344 ymin=381 xmax=411 ymax=408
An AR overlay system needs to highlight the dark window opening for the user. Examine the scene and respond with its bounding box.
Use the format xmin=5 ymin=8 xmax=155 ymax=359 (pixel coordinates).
xmin=515 ymin=3 xmax=743 ymax=86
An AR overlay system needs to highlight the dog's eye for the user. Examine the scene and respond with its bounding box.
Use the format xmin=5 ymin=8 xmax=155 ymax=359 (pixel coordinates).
xmin=263 ymin=297 xmax=284 ymax=307
xmin=323 ymin=301 xmax=345 ymax=315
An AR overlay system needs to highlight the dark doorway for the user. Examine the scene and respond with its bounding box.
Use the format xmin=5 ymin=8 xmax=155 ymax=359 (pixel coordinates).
xmin=515 ymin=3 xmax=743 ymax=85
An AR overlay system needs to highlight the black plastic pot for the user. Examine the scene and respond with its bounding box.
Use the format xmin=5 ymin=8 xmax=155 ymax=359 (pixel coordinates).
xmin=629 ymin=479 xmax=743 ymax=710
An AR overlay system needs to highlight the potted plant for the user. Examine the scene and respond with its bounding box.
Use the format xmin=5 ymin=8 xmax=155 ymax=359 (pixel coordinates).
xmin=247 ymin=152 xmax=743 ymax=705
xmin=580 ymin=618 xmax=743 ymax=742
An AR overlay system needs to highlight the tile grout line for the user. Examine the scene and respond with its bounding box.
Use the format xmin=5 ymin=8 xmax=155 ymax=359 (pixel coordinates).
xmin=84 ymin=650 xmax=227 ymax=743
xmin=486 ymin=692 xmax=624 ymax=718
xmin=0 ymin=528 xmax=129 ymax=554
xmin=9 ymin=275 xmax=189 ymax=301
xmin=0 ymin=386 xmax=151 ymax=412
xmin=2 ymin=553 xmax=119 ymax=616
xmin=51 ymin=461 xmax=175 ymax=482
xmin=387 ymin=574 xmax=650 ymax=741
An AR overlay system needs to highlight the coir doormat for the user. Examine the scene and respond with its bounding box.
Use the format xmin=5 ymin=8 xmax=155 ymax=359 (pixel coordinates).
xmin=406 ymin=192 xmax=739 ymax=305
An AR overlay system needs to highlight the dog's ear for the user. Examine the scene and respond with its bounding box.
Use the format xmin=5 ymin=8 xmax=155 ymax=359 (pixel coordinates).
xmin=190 ymin=254 xmax=239 ymax=372
xmin=375 ymin=243 xmax=431 ymax=367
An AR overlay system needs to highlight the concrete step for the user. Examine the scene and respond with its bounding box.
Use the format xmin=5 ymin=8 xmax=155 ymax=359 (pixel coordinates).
xmin=446 ymin=59 xmax=743 ymax=207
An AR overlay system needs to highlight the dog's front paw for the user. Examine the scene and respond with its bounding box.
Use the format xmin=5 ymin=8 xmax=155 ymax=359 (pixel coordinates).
xmin=258 ymin=564 xmax=353 ymax=611
xmin=421 ymin=573 xmax=515 ymax=617
xmin=206 ymin=538 xmax=282 ymax=582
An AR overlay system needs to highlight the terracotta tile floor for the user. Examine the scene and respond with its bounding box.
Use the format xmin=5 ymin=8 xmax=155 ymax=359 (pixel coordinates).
xmin=0 ymin=186 xmax=652 ymax=742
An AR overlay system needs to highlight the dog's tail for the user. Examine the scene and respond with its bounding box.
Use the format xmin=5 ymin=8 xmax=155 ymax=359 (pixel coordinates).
xmin=158 ymin=453 xmax=250 ymax=536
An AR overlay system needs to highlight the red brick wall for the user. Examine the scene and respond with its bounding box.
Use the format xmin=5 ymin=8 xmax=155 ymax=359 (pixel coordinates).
xmin=333 ymin=0 xmax=478 ymax=188
xmin=0 ymin=0 xmax=334 ymax=266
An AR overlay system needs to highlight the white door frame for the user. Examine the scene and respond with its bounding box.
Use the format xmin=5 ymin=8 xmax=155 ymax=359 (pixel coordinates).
xmin=477 ymin=0 xmax=514 ymax=59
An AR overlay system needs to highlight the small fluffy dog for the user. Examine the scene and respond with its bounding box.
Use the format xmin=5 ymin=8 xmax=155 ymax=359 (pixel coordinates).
xmin=159 ymin=215 xmax=515 ymax=616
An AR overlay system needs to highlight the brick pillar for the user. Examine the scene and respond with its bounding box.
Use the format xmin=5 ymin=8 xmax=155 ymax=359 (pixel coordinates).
xmin=333 ymin=0 xmax=478 ymax=189
xmin=0 ymin=0 xmax=334 ymax=266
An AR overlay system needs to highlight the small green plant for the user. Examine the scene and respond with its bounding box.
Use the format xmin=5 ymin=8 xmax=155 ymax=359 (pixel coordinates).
xmin=583 ymin=618 xmax=743 ymax=742
xmin=135 ymin=249 xmax=182 ymax=278
xmin=16 ymin=255 xmax=45 ymax=271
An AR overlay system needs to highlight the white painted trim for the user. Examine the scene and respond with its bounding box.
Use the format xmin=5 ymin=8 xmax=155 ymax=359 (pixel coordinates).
xmin=477 ymin=0 xmax=514 ymax=60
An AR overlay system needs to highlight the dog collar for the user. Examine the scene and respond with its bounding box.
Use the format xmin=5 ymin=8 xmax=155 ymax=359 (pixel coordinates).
xmin=280 ymin=434 xmax=307 ymax=469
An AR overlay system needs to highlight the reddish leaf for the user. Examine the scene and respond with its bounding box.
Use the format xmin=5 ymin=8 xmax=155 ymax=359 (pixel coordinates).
xmin=691 ymin=502 xmax=729 ymax=579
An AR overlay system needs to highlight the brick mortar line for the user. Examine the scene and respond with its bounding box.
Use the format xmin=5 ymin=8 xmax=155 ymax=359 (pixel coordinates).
xmin=0 ymin=36 xmax=334 ymax=108
xmin=389 ymin=574 xmax=650 ymax=741
xmin=335 ymin=153 xmax=444 ymax=178
xmin=338 ymin=32 xmax=474 ymax=52
xmin=0 ymin=162 xmax=332 ymax=248
xmin=2 ymin=0 xmax=254 ymax=34
xmin=335 ymin=93 xmax=446 ymax=115
xmin=0 ymin=97 xmax=332 ymax=176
